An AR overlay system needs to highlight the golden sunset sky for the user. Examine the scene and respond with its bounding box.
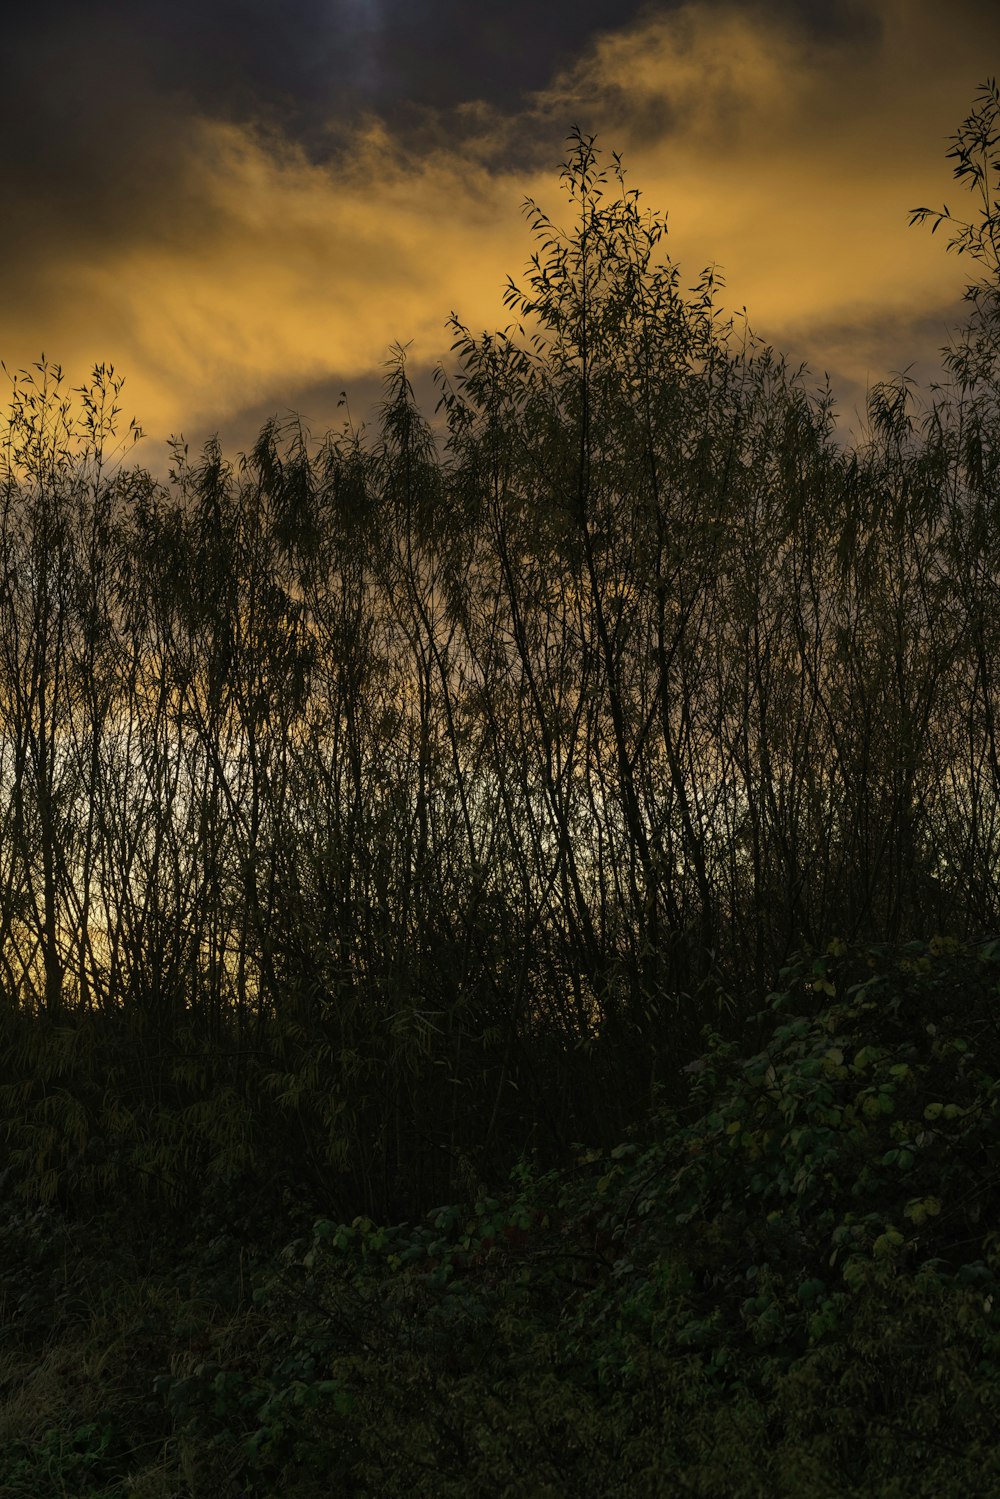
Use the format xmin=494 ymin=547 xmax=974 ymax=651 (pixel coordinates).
xmin=6 ymin=0 xmax=999 ymax=459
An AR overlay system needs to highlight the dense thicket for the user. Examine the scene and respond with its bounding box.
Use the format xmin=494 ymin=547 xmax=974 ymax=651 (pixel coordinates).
xmin=1 ymin=99 xmax=999 ymax=1220
xmin=6 ymin=936 xmax=1000 ymax=1496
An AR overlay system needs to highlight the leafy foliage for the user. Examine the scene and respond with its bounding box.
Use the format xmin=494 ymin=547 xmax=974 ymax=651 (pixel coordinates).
xmin=6 ymin=937 xmax=996 ymax=1496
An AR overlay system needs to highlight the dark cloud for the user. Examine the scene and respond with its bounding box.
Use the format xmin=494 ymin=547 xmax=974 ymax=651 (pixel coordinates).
xmin=1 ymin=0 xmax=658 ymax=286
xmin=0 ymin=0 xmax=941 ymax=276
xmin=5 ymin=0 xmax=653 ymax=152
xmin=369 ymin=1 xmax=649 ymax=112
xmin=5 ymin=13 xmax=200 ymax=292
xmin=3 ymin=1 xmax=895 ymax=153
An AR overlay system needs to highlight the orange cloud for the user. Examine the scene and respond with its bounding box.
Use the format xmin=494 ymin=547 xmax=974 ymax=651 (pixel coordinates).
xmin=34 ymin=119 xmax=534 ymax=449
xmin=3 ymin=0 xmax=994 ymax=457
xmin=529 ymin=0 xmax=986 ymax=420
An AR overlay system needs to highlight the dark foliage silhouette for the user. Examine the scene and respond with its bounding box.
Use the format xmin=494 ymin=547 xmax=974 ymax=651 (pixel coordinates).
xmin=1 ymin=99 xmax=1000 ymax=1497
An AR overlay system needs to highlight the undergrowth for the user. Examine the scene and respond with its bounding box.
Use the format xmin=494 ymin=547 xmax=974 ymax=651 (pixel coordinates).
xmin=2 ymin=934 xmax=999 ymax=1496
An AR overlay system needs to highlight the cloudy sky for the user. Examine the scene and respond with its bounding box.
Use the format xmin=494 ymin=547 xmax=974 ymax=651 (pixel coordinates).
xmin=5 ymin=0 xmax=998 ymax=459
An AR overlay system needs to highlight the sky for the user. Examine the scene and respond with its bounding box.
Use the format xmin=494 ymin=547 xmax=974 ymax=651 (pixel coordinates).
xmin=5 ymin=0 xmax=1000 ymax=462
